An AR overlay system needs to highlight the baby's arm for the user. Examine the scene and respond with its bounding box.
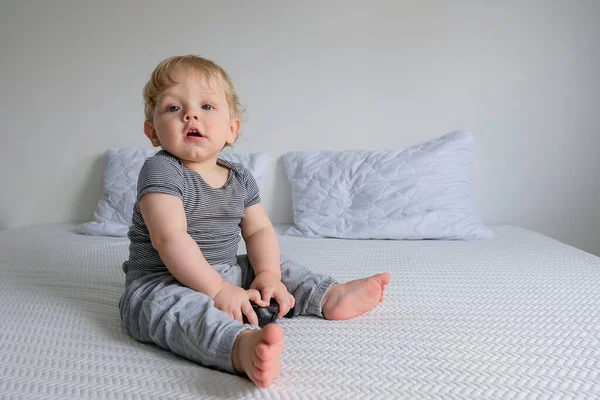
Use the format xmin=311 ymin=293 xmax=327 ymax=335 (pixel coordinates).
xmin=140 ymin=192 xmax=223 ymax=298
xmin=241 ymin=203 xmax=281 ymax=279
xmin=242 ymin=204 xmax=295 ymax=316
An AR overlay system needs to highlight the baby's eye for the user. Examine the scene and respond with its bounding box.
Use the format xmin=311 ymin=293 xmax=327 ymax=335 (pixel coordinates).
xmin=202 ymin=104 xmax=213 ymax=111
xmin=168 ymin=105 xmax=181 ymax=112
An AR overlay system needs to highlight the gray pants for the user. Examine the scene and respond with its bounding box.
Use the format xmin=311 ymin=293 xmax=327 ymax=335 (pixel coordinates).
xmin=119 ymin=254 xmax=336 ymax=374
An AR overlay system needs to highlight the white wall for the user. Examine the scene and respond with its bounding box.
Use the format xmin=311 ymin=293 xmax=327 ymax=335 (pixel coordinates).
xmin=1 ymin=0 xmax=599 ymax=255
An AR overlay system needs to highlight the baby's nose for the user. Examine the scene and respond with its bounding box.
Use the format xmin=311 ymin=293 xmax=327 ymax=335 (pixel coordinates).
xmin=184 ymin=111 xmax=199 ymax=120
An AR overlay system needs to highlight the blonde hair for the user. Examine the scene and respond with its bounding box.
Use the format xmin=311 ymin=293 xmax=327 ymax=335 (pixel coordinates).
xmin=142 ymin=55 xmax=244 ymax=123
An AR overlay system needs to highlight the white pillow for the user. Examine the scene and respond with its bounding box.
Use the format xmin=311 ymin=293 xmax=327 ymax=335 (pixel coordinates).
xmin=75 ymin=148 xmax=270 ymax=237
xmin=282 ymin=130 xmax=492 ymax=240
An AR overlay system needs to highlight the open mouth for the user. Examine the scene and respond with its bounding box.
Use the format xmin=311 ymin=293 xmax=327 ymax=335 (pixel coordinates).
xmin=187 ymin=129 xmax=203 ymax=138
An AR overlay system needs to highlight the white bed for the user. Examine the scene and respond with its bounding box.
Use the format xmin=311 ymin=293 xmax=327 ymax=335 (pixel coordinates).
xmin=1 ymin=223 xmax=599 ymax=399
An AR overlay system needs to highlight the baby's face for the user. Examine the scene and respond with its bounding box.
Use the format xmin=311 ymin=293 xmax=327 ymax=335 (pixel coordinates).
xmin=145 ymin=69 xmax=239 ymax=165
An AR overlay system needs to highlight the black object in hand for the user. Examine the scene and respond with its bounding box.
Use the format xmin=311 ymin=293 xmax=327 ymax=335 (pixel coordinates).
xmin=243 ymin=298 xmax=294 ymax=327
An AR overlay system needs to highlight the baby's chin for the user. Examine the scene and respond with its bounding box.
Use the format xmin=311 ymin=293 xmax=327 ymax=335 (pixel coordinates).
xmin=163 ymin=145 xmax=217 ymax=161
xmin=178 ymin=150 xmax=222 ymax=167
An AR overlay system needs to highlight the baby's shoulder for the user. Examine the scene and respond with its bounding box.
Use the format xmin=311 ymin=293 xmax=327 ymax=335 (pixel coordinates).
xmin=142 ymin=150 xmax=183 ymax=171
xmin=138 ymin=150 xmax=184 ymax=184
xmin=147 ymin=149 xmax=182 ymax=164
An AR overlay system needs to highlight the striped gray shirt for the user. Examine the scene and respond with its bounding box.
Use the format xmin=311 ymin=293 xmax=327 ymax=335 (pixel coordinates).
xmin=122 ymin=150 xmax=260 ymax=286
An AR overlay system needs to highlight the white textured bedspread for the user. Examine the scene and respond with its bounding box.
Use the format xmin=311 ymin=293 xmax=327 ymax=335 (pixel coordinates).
xmin=1 ymin=224 xmax=599 ymax=399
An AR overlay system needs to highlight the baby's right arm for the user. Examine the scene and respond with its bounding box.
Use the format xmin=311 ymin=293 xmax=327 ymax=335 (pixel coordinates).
xmin=140 ymin=192 xmax=224 ymax=299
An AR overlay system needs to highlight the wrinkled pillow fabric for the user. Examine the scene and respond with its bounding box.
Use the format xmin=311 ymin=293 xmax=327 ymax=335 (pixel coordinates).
xmin=282 ymin=130 xmax=492 ymax=240
xmin=76 ymin=148 xmax=270 ymax=237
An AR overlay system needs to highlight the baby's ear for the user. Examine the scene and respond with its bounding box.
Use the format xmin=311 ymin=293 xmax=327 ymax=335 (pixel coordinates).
xmin=144 ymin=121 xmax=161 ymax=147
xmin=226 ymin=118 xmax=241 ymax=145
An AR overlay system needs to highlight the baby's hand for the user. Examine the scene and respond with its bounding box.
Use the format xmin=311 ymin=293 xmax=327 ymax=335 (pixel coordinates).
xmin=213 ymin=281 xmax=267 ymax=325
xmin=250 ymin=272 xmax=295 ymax=318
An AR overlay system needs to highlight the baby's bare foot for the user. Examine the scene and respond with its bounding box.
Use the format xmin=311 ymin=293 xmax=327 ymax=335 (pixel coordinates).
xmin=233 ymin=324 xmax=285 ymax=388
xmin=322 ymin=273 xmax=390 ymax=320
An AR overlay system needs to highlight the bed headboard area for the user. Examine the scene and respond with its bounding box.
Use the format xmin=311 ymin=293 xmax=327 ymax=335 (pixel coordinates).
xmin=1 ymin=1 xmax=599 ymax=255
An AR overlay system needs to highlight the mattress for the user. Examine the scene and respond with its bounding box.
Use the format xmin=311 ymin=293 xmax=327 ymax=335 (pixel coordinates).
xmin=1 ymin=223 xmax=599 ymax=399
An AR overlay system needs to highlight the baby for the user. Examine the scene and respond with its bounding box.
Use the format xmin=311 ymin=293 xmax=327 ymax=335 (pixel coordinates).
xmin=119 ymin=55 xmax=390 ymax=388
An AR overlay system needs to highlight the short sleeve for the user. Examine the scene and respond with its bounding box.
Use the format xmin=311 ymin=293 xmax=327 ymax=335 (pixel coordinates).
xmin=244 ymin=168 xmax=261 ymax=208
xmin=137 ymin=151 xmax=184 ymax=201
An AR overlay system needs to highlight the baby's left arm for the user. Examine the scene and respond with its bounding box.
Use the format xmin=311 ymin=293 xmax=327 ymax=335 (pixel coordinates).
xmin=241 ymin=204 xmax=295 ymax=316
xmin=241 ymin=203 xmax=281 ymax=280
